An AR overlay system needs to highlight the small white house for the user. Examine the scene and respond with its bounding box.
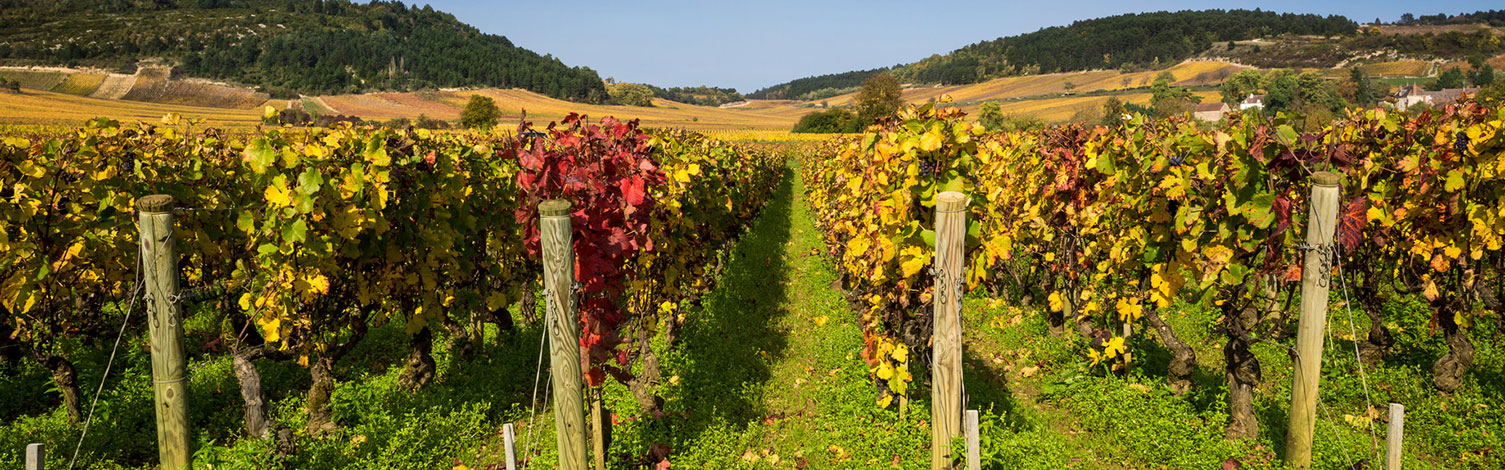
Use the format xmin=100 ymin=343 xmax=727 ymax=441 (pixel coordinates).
xmin=1239 ymin=94 xmax=1265 ymax=111
xmin=1395 ymin=84 xmax=1480 ymax=110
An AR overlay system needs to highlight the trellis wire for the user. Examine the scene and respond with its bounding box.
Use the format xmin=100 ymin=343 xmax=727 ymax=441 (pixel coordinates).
xmin=68 ymin=225 xmax=144 ymax=470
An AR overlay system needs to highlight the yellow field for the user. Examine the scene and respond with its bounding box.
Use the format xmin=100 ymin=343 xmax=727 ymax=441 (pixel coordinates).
xmin=456 ymin=89 xmax=798 ymax=130
xmin=949 ymin=90 xmax=1222 ymax=123
xmin=822 ymin=61 xmax=1245 ymax=107
xmin=0 ymin=89 xmax=266 ymax=127
xmin=0 ymin=59 xmax=1249 ymax=131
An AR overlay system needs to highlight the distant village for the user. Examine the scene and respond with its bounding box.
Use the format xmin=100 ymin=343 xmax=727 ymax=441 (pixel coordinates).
xmin=1194 ymin=85 xmax=1482 ymax=122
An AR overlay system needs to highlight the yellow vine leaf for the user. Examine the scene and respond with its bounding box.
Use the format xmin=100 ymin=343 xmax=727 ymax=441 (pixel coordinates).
xmin=919 ymin=128 xmax=944 ymax=152
xmin=265 ymin=183 xmax=293 ymax=208
xmin=1116 ymin=297 xmax=1143 ymax=323
xmin=898 ymin=246 xmax=930 ymax=278
xmin=1048 ymin=291 xmax=1064 ymax=312
xmin=1104 ymin=336 xmax=1126 ymax=359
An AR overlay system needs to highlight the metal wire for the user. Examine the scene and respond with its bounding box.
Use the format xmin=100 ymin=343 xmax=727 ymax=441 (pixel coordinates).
xmin=68 ymin=231 xmax=143 ymax=470
xmin=1333 ymin=241 xmax=1383 ymax=462
xmin=519 ymin=285 xmax=554 ymax=469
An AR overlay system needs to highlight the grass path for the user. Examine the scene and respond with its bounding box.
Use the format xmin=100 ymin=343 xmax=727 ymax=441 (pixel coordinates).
xmin=609 ymin=164 xmax=1128 ymax=468
xmin=602 ymin=166 xmax=930 ymax=467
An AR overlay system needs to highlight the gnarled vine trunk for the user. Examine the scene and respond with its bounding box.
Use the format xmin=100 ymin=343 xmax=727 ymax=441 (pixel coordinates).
xmin=45 ymin=355 xmax=83 ymax=425
xmin=1223 ymin=305 xmax=1261 ymax=440
xmin=306 ymin=354 xmax=339 ymax=435
xmin=1431 ymin=302 xmax=1474 ymax=393
xmin=1357 ymin=299 xmax=1395 ymax=366
xmin=444 ymin=317 xmax=475 ymax=361
xmin=625 ymin=321 xmax=664 ymax=413
xmin=233 ymin=348 xmax=273 ymax=439
xmin=399 ymin=326 xmax=436 ymax=391
xmin=1143 ymin=308 xmax=1196 ymax=395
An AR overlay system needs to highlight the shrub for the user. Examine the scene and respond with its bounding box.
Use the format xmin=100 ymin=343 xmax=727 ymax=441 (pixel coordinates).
xmin=460 ymin=95 xmax=501 ymax=129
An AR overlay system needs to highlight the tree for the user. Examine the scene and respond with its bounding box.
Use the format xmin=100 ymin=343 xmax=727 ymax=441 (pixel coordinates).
xmin=1151 ymin=73 xmax=1200 ymax=118
xmin=1101 ymin=96 xmax=1127 ymax=127
xmin=1472 ymin=64 xmax=1496 ymax=87
xmin=791 ymin=108 xmax=856 ymax=133
xmin=1262 ymin=70 xmax=1341 ymax=113
xmin=1430 ymin=67 xmax=1466 ymax=90
xmin=607 ymin=82 xmax=654 ymax=107
xmin=977 ymin=101 xmax=1005 ymax=130
xmin=460 ymin=94 xmax=501 ymax=129
xmin=1341 ymin=67 xmax=1378 ymax=106
xmin=1220 ymin=70 xmax=1264 ymax=106
xmin=855 ymin=73 xmax=903 ymax=126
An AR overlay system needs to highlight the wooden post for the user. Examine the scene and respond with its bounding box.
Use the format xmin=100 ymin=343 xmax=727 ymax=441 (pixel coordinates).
xmin=138 ymin=195 xmax=191 ymax=470
xmin=1283 ymin=172 xmax=1340 ymax=469
xmin=540 ymin=199 xmax=587 ymax=470
xmin=1387 ymin=403 xmax=1405 ymax=470
xmin=931 ymin=191 xmax=967 ymax=470
xmin=503 ymin=423 xmax=517 ymax=470
xmin=964 ymin=410 xmax=980 ymax=470
xmin=25 ymin=443 xmax=43 ymax=470
xmin=590 ymin=390 xmax=606 ymax=470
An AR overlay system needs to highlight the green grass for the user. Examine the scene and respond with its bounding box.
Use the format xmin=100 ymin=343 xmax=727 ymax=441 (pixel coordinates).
xmin=958 ymin=286 xmax=1504 ymax=469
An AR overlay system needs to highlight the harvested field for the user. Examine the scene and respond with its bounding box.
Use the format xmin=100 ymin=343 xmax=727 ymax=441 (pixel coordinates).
xmin=90 ymin=73 xmax=137 ymax=99
xmin=0 ymin=89 xmax=263 ymax=127
xmin=119 ymin=66 xmax=171 ymax=102
xmin=51 ymin=73 xmax=106 ymax=96
xmin=822 ymin=60 xmax=1246 ymax=107
xmin=154 ymin=80 xmax=269 ymax=108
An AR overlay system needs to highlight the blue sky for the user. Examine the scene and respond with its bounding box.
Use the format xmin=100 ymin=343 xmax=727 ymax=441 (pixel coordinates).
xmin=419 ymin=1 xmax=1502 ymax=93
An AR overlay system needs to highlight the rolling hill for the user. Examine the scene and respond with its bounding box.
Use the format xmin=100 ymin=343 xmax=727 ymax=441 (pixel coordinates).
xmin=0 ymin=0 xmax=607 ymax=101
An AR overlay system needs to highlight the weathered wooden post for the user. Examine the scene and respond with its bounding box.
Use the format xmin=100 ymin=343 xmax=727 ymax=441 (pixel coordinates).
xmin=1283 ymin=172 xmax=1340 ymax=468
xmin=503 ymin=423 xmax=517 ymax=470
xmin=138 ymin=195 xmax=191 ymax=470
xmin=932 ymin=191 xmax=967 ymax=470
xmin=1387 ymin=403 xmax=1405 ymax=470
xmin=591 ymin=390 xmax=606 ymax=470
xmin=964 ymin=409 xmax=980 ymax=470
xmin=540 ymin=199 xmax=587 ymax=470
xmin=25 ymin=443 xmax=43 ymax=470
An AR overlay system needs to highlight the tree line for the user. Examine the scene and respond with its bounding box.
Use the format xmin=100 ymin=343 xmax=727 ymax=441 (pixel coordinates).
xmin=0 ymin=0 xmax=608 ymax=101
xmin=901 ymin=10 xmax=1356 ymax=86
xmin=753 ymin=10 xmax=1357 ymax=97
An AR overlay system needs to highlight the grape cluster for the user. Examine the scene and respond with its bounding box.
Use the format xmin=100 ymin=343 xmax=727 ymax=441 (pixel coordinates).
xmin=1455 ymin=131 xmax=1470 ymax=155
xmin=1168 ymin=154 xmax=1185 ymax=167
xmin=121 ymin=156 xmax=136 ymax=176
xmin=917 ymin=159 xmax=935 ymax=178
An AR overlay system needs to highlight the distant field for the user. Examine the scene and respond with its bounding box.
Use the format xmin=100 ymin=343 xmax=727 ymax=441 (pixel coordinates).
xmin=0 ymin=59 xmax=1346 ymax=131
xmin=0 ymin=70 xmax=67 ymax=90
xmin=821 ymin=61 xmax=1246 ymax=108
xmin=1374 ymin=23 xmax=1504 ymax=36
xmin=1361 ymin=60 xmax=1432 ymax=77
xmin=52 ymin=73 xmax=105 ymax=95
xmin=0 ymin=89 xmax=265 ymax=127
xmin=952 ymin=90 xmax=1222 ymax=123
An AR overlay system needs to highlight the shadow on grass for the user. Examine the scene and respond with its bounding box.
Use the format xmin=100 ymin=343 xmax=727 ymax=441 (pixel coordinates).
xmin=653 ymin=169 xmax=795 ymax=444
xmin=962 ymin=350 xmax=1025 ymax=430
